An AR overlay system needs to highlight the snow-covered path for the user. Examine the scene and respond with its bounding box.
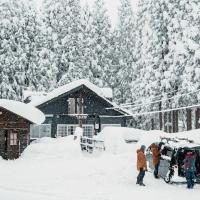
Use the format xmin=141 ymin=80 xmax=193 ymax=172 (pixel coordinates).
xmin=0 ymin=137 xmax=199 ymax=200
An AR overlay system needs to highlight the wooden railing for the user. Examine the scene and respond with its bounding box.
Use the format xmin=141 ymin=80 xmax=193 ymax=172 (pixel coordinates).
xmin=80 ymin=136 xmax=105 ymax=153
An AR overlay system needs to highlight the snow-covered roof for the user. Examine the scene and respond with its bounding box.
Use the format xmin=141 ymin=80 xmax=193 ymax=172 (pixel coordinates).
xmin=29 ymin=79 xmax=130 ymax=116
xmin=101 ymin=88 xmax=113 ymax=99
xmin=23 ymin=90 xmax=47 ymax=103
xmin=0 ymin=99 xmax=45 ymax=124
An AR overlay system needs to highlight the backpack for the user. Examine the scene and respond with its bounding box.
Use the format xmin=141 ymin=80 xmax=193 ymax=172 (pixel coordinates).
xmin=185 ymin=154 xmax=196 ymax=172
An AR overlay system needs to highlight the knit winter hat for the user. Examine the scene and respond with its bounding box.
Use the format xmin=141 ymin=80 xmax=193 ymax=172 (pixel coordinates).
xmin=141 ymin=145 xmax=146 ymax=151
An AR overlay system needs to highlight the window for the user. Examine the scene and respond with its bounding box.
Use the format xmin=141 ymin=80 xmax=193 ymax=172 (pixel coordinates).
xmin=76 ymin=98 xmax=84 ymax=114
xmin=57 ymin=125 xmax=78 ymax=137
xmin=10 ymin=133 xmax=18 ymax=145
xmin=68 ymin=98 xmax=75 ymax=114
xmin=30 ymin=124 xmax=51 ymax=138
xmin=67 ymin=125 xmax=77 ymax=135
xmin=57 ymin=124 xmax=94 ymax=138
xmin=68 ymin=98 xmax=84 ymax=114
xmin=83 ymin=126 xmax=94 ymax=138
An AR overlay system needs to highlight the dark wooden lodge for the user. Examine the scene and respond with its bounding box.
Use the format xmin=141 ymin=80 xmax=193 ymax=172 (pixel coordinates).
xmin=29 ymin=79 xmax=131 ymax=139
xmin=0 ymin=99 xmax=45 ymax=159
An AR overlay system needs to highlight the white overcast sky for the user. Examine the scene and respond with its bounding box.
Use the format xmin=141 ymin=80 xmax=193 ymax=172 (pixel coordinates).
xmin=34 ymin=0 xmax=139 ymax=26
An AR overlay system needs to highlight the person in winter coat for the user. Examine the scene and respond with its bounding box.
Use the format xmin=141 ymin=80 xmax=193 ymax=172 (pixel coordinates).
xmin=150 ymin=143 xmax=160 ymax=178
xmin=184 ymin=151 xmax=196 ymax=189
xmin=136 ymin=145 xmax=147 ymax=186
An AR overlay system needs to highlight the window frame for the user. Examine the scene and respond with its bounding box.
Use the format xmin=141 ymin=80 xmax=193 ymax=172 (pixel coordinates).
xmin=10 ymin=132 xmax=18 ymax=146
xmin=56 ymin=124 xmax=94 ymax=138
xmin=30 ymin=124 xmax=52 ymax=138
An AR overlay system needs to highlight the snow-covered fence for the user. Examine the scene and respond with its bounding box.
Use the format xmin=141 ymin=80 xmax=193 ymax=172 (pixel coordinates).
xmin=80 ymin=136 xmax=105 ymax=153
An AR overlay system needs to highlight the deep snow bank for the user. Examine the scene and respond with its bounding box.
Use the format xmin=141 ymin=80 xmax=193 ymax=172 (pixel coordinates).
xmin=96 ymin=127 xmax=145 ymax=154
xmin=21 ymin=136 xmax=82 ymax=160
xmin=137 ymin=129 xmax=200 ymax=149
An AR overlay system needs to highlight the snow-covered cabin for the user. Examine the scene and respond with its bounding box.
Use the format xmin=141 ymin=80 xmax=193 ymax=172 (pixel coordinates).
xmin=0 ymin=99 xmax=45 ymax=159
xmin=29 ymin=79 xmax=132 ymax=139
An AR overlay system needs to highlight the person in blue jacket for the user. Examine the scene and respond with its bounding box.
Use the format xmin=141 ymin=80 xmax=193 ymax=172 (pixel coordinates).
xmin=184 ymin=151 xmax=196 ymax=189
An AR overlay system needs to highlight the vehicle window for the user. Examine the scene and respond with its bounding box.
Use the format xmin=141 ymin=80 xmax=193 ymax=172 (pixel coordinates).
xmin=161 ymin=146 xmax=173 ymax=157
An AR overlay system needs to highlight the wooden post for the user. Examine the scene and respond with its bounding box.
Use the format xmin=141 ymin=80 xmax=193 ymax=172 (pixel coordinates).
xmin=186 ymin=109 xmax=192 ymax=131
xmin=195 ymin=108 xmax=200 ymax=129
xmin=159 ymin=102 xmax=163 ymax=130
xmin=79 ymin=93 xmax=83 ymax=128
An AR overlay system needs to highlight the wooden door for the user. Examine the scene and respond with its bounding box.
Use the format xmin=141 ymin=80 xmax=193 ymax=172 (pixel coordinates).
xmin=0 ymin=129 xmax=9 ymax=159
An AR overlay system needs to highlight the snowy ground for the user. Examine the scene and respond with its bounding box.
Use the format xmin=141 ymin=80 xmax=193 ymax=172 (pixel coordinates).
xmin=0 ymin=134 xmax=199 ymax=200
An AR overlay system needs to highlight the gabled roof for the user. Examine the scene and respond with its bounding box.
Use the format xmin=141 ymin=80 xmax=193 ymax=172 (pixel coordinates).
xmin=0 ymin=99 xmax=45 ymax=124
xmin=29 ymin=79 xmax=131 ymax=116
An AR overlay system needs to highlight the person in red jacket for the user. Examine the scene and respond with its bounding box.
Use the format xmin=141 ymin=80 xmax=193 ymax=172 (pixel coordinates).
xmin=150 ymin=143 xmax=160 ymax=178
xmin=136 ymin=145 xmax=147 ymax=186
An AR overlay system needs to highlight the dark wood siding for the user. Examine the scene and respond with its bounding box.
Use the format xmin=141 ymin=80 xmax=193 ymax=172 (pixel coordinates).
xmin=37 ymin=86 xmax=128 ymax=137
xmin=0 ymin=107 xmax=30 ymax=159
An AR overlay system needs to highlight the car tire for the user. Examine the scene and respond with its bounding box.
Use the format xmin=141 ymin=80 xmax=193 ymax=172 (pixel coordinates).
xmin=164 ymin=175 xmax=170 ymax=183
xmin=164 ymin=173 xmax=172 ymax=184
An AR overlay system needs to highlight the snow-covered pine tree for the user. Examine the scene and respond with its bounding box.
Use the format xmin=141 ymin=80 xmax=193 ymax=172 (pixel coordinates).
xmin=128 ymin=0 xmax=151 ymax=129
xmin=112 ymin=0 xmax=136 ymax=104
xmin=58 ymin=2 xmax=95 ymax=86
xmin=170 ymin=0 xmax=200 ymax=130
xmin=178 ymin=0 xmax=200 ymax=104
xmin=90 ymin=0 xmax=112 ymax=87
xmin=0 ymin=0 xmax=24 ymax=100
xmin=43 ymin=0 xmax=83 ymax=85
xmin=132 ymin=0 xmax=171 ymax=130
xmin=19 ymin=0 xmax=57 ymax=92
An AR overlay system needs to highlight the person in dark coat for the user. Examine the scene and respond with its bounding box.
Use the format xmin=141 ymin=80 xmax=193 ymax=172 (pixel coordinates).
xmin=184 ymin=151 xmax=196 ymax=189
xmin=150 ymin=143 xmax=160 ymax=178
xmin=136 ymin=145 xmax=147 ymax=186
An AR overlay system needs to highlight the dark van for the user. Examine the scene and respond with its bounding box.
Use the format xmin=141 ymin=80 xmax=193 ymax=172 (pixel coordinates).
xmin=146 ymin=137 xmax=200 ymax=184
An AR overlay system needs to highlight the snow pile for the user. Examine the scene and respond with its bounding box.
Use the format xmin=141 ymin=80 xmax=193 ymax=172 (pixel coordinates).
xmin=174 ymin=129 xmax=200 ymax=144
xmin=21 ymin=136 xmax=82 ymax=160
xmin=137 ymin=129 xmax=200 ymax=149
xmin=122 ymin=127 xmax=146 ymax=142
xmin=97 ymin=127 xmax=144 ymax=154
xmin=0 ymin=99 xmax=45 ymax=124
xmin=74 ymin=127 xmax=83 ymax=139
xmin=99 ymin=127 xmax=145 ymax=142
xmin=0 ymin=127 xmax=200 ymax=200
xmin=137 ymin=130 xmax=167 ymax=148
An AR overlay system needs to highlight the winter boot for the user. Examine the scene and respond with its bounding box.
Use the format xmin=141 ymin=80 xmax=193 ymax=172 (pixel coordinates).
xmin=136 ymin=176 xmax=140 ymax=184
xmin=154 ymin=175 xmax=159 ymax=179
xmin=139 ymin=182 xmax=146 ymax=186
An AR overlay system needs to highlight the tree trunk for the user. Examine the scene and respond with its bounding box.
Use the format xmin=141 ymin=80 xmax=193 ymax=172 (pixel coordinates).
xmin=173 ymin=110 xmax=179 ymax=133
xmin=168 ymin=112 xmax=172 ymax=133
xmin=172 ymin=110 xmax=176 ymax=132
xmin=164 ymin=112 xmax=168 ymax=132
xmin=195 ymin=108 xmax=200 ymax=129
xmin=186 ymin=109 xmax=192 ymax=131
xmin=159 ymin=102 xmax=163 ymax=130
xmin=151 ymin=118 xmax=154 ymax=130
xmin=175 ymin=110 xmax=179 ymax=132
